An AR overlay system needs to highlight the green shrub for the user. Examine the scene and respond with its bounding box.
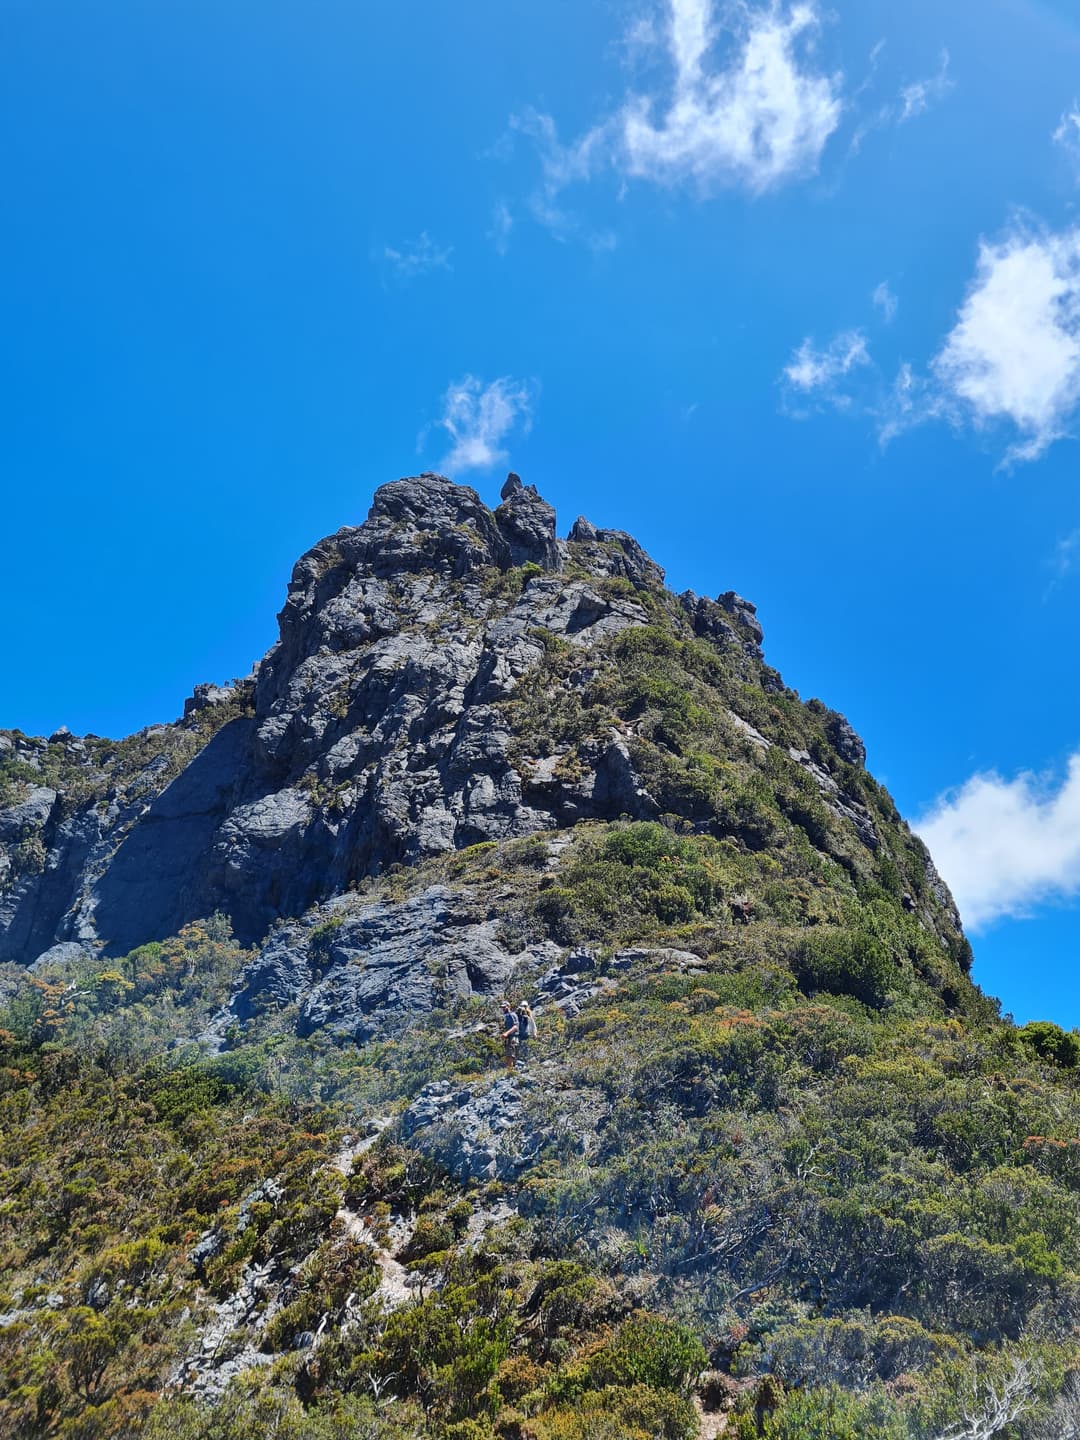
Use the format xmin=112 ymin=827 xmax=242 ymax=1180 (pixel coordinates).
xmin=1019 ymin=1021 xmax=1080 ymax=1069
xmin=747 ymin=1384 xmax=908 ymax=1440
xmin=762 ymin=1314 xmax=958 ymax=1389
xmin=522 ymin=1385 xmax=697 ymax=1440
xmin=584 ymin=1313 xmax=707 ymax=1395
xmin=368 ymin=1278 xmax=515 ymax=1421
xmin=402 ymin=1214 xmax=457 ymax=1263
xmin=794 ymin=928 xmax=896 ymax=1009
xmin=11 ymin=832 xmax=47 ymax=875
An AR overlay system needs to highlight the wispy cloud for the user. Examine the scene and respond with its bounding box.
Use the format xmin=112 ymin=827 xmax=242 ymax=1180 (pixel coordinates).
xmin=915 ymin=754 xmax=1080 ymax=930
xmin=782 ymin=329 xmax=870 ymax=408
xmin=1045 ymin=527 xmax=1080 ymax=599
xmin=431 ymin=375 xmax=536 ymax=475
xmin=898 ymin=49 xmax=952 ymax=122
xmin=510 ymin=7 xmax=953 ymax=237
xmin=488 ymin=201 xmax=513 ymax=255
xmin=872 ymin=280 xmax=898 ymax=323
xmin=510 ymin=109 xmax=613 ymax=243
xmin=876 ymin=362 xmax=947 ymax=447
xmin=382 ymin=232 xmax=453 ymax=280
xmin=848 ymin=46 xmax=952 ymax=155
xmin=1053 ymin=102 xmax=1080 ymax=172
xmin=616 ymin=12 xmax=662 ymax=70
xmin=848 ymin=37 xmax=885 ymax=108
xmin=1053 ymin=528 xmax=1080 ymax=579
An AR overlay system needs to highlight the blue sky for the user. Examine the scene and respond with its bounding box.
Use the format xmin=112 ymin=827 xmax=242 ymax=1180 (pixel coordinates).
xmin=2 ymin=0 xmax=1079 ymax=1026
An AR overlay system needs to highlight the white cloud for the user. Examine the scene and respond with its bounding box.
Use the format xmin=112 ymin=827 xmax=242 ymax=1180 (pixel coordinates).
xmin=932 ymin=224 xmax=1080 ymax=461
xmin=510 ymin=7 xmax=955 ymax=233
xmin=915 ymin=755 xmax=1080 ymax=929
xmin=872 ymin=281 xmax=898 ymax=323
xmin=620 ymin=0 xmax=843 ymax=192
xmin=898 ymin=49 xmax=952 ymax=123
xmin=783 ymin=329 xmax=870 ymax=393
xmin=382 ymin=232 xmax=452 ymax=280
xmin=784 ymin=222 xmax=1080 ymax=463
xmin=511 ymin=0 xmax=843 ymax=237
xmin=433 ymin=375 xmax=535 ymax=474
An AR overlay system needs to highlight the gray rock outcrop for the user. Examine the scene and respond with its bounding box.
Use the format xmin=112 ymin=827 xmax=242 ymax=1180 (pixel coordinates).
xmin=227 ymin=884 xmax=558 ymax=1045
xmin=716 ymin=591 xmax=764 ymax=650
xmin=402 ymin=1076 xmax=537 ymax=1182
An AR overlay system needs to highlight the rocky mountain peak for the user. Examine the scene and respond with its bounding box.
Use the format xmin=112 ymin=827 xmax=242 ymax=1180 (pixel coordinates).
xmin=0 ymin=472 xmax=956 ymax=983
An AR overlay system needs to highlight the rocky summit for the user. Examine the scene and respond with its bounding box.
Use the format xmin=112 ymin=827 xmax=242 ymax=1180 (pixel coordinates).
xmin=1 ymin=476 xmax=1078 ymax=1440
xmin=0 ymin=472 xmax=954 ymax=967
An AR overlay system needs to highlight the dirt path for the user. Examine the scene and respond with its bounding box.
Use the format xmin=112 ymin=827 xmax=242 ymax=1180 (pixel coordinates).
xmin=335 ymin=1208 xmax=417 ymax=1310
xmin=332 ymin=1115 xmax=391 ymax=1175
xmin=332 ymin=1118 xmax=418 ymax=1310
xmin=694 ymin=1398 xmax=729 ymax=1438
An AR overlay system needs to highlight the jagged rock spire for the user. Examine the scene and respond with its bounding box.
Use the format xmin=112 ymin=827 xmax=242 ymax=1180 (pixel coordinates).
xmin=493 ymin=472 xmax=561 ymax=570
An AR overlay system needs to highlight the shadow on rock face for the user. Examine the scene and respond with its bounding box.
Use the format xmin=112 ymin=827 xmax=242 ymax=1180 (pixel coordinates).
xmin=94 ymin=717 xmax=255 ymax=955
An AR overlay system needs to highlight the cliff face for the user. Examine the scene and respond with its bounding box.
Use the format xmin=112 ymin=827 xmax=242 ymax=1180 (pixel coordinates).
xmin=0 ymin=472 xmax=961 ymax=970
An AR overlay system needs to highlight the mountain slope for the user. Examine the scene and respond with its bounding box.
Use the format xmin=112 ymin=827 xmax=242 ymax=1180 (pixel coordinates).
xmin=0 ymin=474 xmax=1077 ymax=1440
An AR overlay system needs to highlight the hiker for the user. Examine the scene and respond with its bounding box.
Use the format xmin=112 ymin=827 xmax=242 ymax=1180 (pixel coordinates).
xmin=516 ymin=1001 xmax=537 ymax=1066
xmin=500 ymin=1000 xmax=518 ymax=1070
